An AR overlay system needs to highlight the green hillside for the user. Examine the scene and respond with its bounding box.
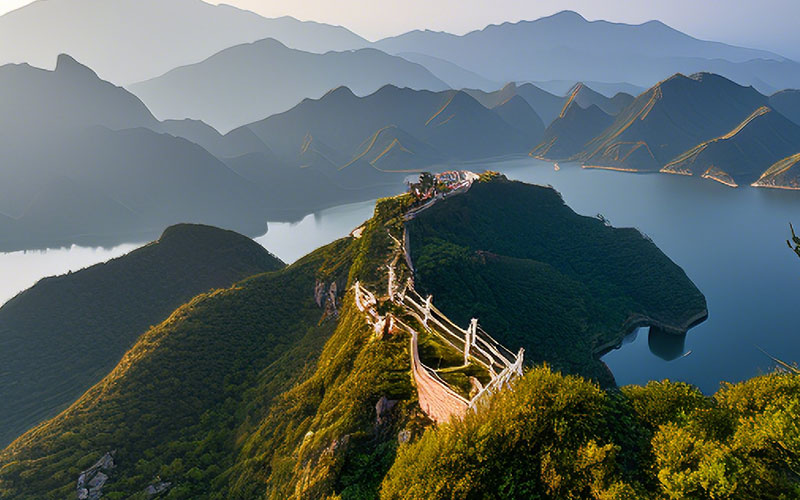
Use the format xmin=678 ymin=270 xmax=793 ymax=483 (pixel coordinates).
xmin=382 ymin=368 xmax=800 ymax=500
xmin=0 ymin=224 xmax=283 ymax=448
xmin=406 ymin=177 xmax=707 ymax=382
xmin=0 ymin=177 xmax=750 ymax=500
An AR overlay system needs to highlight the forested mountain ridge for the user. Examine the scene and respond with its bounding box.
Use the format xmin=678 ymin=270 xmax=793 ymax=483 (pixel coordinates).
xmin=0 ymin=224 xmax=283 ymax=448
xmin=0 ymin=176 xmax=745 ymax=500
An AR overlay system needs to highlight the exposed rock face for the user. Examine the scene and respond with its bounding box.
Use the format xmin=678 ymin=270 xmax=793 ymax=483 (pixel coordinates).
xmin=76 ymin=451 xmax=114 ymax=500
xmin=144 ymin=481 xmax=172 ymax=496
xmin=315 ymin=280 xmax=341 ymax=320
xmin=375 ymin=396 xmax=398 ymax=427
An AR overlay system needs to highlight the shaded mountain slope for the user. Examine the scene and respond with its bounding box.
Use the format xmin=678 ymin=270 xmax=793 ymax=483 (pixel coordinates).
xmin=489 ymin=94 xmax=546 ymax=143
xmin=130 ymin=38 xmax=449 ymax=132
xmin=0 ymin=236 xmax=353 ymax=499
xmin=0 ymin=55 xmax=269 ymax=250
xmin=563 ymin=82 xmax=633 ymax=116
xmin=770 ymin=89 xmax=800 ymax=126
xmin=159 ymin=119 xmax=273 ymax=158
xmin=0 ymin=0 xmax=368 ymax=83
xmin=0 ymin=224 xmax=283 ymax=448
xmin=0 ymin=54 xmax=158 ymax=138
xmin=661 ymin=106 xmax=800 ymax=186
xmin=532 ymin=102 xmax=614 ymax=160
xmin=395 ymin=51 xmax=499 ymax=91
xmin=466 ymin=82 xmax=565 ymax=126
xmin=578 ymin=73 xmax=768 ymax=171
xmin=752 ymin=153 xmax=800 ymax=190
xmin=235 ymin=85 xmax=535 ymax=170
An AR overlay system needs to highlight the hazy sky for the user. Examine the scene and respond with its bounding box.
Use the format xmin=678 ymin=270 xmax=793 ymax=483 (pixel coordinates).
xmin=1 ymin=0 xmax=799 ymax=59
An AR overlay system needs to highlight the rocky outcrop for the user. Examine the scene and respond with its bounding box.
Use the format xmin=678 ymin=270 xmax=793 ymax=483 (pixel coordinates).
xmin=315 ymin=280 xmax=340 ymax=321
xmin=144 ymin=481 xmax=172 ymax=496
xmin=375 ymin=396 xmax=398 ymax=427
xmin=76 ymin=451 xmax=115 ymax=500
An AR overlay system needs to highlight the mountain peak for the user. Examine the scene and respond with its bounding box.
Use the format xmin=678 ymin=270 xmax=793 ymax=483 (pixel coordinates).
xmin=323 ymin=85 xmax=357 ymax=100
xmin=55 ymin=53 xmax=98 ymax=78
xmin=542 ymin=10 xmax=587 ymax=23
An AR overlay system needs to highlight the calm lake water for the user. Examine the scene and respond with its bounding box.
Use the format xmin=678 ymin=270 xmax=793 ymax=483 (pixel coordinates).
xmin=497 ymin=158 xmax=800 ymax=393
xmin=1 ymin=158 xmax=798 ymax=392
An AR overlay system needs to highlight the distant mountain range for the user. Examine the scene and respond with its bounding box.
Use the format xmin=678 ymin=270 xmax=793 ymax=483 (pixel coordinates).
xmin=4 ymin=2 xmax=800 ymax=98
xmin=0 ymin=55 xmax=269 ymax=250
xmin=223 ymin=85 xmax=541 ymax=172
xmin=466 ymin=81 xmax=633 ymax=127
xmin=0 ymin=55 xmax=547 ymax=251
xmin=0 ymin=0 xmax=368 ymax=84
xmin=0 ymin=224 xmax=282 ymax=448
xmin=4 ymin=52 xmax=800 ymax=252
xmin=130 ymin=38 xmax=450 ymax=132
xmin=373 ymin=10 xmax=800 ymax=94
xmin=533 ymin=72 xmax=800 ymax=189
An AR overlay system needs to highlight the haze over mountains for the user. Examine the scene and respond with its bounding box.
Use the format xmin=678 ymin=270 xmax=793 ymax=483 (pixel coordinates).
xmin=0 ymin=0 xmax=369 ymax=84
xmin=130 ymin=38 xmax=449 ymax=132
xmin=374 ymin=10 xmax=800 ymax=94
xmin=0 ymin=54 xmax=268 ymax=250
xmin=1 ymin=0 xmax=800 ymax=252
xmin=3 ymin=0 xmax=800 ymax=95
xmin=534 ymin=72 xmax=800 ymax=189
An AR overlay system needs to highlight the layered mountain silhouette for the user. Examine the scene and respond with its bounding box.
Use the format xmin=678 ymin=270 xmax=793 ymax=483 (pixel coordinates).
xmin=661 ymin=107 xmax=800 ymax=186
xmin=466 ymin=81 xmax=632 ymax=127
xmin=0 ymin=224 xmax=283 ymax=448
xmin=770 ymin=89 xmax=800 ymax=125
xmin=374 ymin=10 xmax=799 ymax=94
xmin=534 ymin=72 xmax=800 ymax=189
xmin=532 ymin=102 xmax=614 ymax=160
xmin=578 ymin=73 xmax=768 ymax=170
xmin=0 ymin=55 xmax=268 ymax=250
xmin=130 ymin=38 xmax=450 ymax=132
xmin=229 ymin=85 xmax=541 ymax=174
xmin=395 ymin=51 xmax=500 ymax=91
xmin=0 ymin=0 xmax=368 ymax=84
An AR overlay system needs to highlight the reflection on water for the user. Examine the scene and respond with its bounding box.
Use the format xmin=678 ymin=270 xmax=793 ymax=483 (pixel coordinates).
xmin=255 ymin=199 xmax=377 ymax=264
xmin=647 ymin=327 xmax=688 ymax=361
xmin=0 ymin=243 xmax=142 ymax=307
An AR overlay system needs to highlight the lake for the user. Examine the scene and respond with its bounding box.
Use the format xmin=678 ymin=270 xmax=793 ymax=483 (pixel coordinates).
xmin=498 ymin=158 xmax=800 ymax=393
xmin=1 ymin=158 xmax=798 ymax=392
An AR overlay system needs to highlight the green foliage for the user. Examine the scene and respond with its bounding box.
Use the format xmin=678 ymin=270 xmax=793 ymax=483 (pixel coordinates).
xmin=2 ymin=181 xmax=794 ymax=500
xmin=381 ymin=366 xmax=641 ymax=500
xmin=0 ymin=238 xmax=350 ymax=499
xmin=0 ymin=223 xmax=284 ymax=448
xmin=383 ymin=369 xmax=800 ymax=500
xmin=789 ymin=223 xmax=800 ymax=260
xmin=407 ymin=177 xmax=707 ymax=383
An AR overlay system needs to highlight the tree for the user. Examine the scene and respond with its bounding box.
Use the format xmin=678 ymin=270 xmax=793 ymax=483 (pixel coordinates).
xmin=788 ymin=223 xmax=800 ymax=259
